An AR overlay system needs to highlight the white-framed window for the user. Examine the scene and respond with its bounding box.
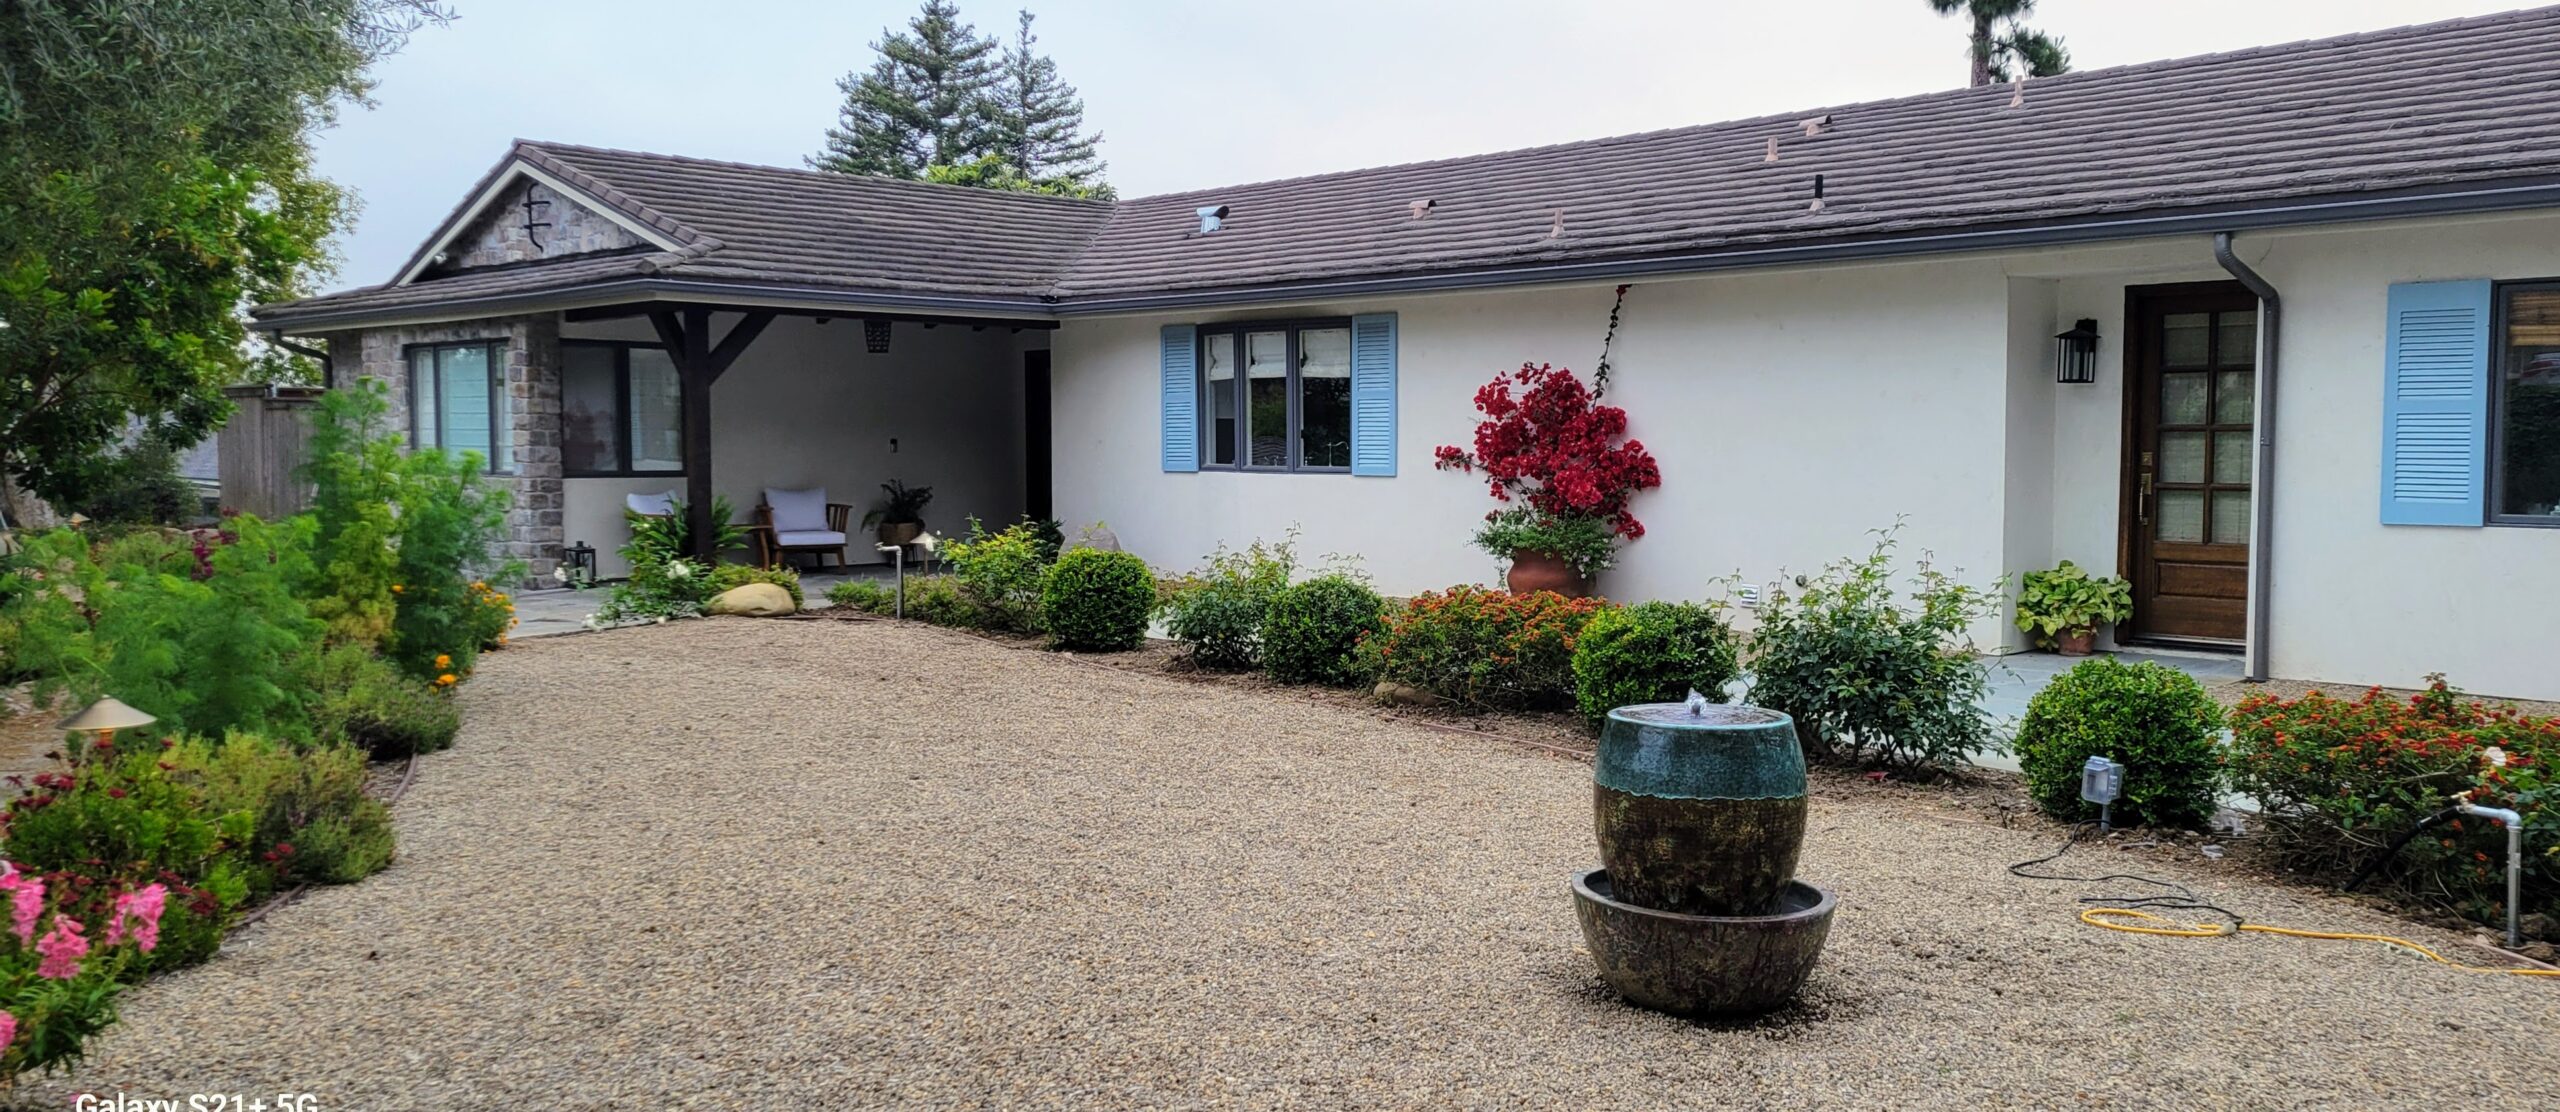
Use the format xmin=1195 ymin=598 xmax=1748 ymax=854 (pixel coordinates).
xmin=561 ymin=340 xmax=684 ymax=476
xmin=407 ymin=340 xmax=513 ymax=473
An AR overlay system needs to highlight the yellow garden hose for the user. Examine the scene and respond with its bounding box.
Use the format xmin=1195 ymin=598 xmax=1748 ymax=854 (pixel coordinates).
xmin=2080 ymin=907 xmax=2560 ymax=977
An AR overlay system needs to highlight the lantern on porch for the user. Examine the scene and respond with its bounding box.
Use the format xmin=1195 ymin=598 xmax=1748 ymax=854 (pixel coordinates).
xmin=863 ymin=318 xmax=893 ymax=354
xmin=2054 ymin=319 xmax=2101 ymax=384
xmin=562 ymin=541 xmax=597 ymax=588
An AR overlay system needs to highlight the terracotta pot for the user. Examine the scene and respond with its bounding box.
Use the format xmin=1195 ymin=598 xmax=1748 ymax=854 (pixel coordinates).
xmin=2055 ymin=626 xmax=2097 ymax=656
xmin=875 ymin=521 xmax=923 ymax=547
xmin=1505 ymin=550 xmax=1592 ymax=597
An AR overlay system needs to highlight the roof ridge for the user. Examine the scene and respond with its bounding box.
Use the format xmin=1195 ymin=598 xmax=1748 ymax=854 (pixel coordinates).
xmin=516 ymin=139 xmax=1118 ymax=210
xmin=1112 ymin=4 xmax=2560 ymax=206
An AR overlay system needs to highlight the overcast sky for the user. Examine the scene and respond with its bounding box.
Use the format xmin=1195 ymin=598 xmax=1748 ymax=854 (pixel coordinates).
xmin=312 ymin=0 xmax=2527 ymax=290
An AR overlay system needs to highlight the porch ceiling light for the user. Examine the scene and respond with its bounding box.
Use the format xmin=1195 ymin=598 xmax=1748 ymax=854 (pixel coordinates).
xmin=863 ymin=318 xmax=892 ymax=355
xmin=2054 ymin=318 xmax=2101 ymax=384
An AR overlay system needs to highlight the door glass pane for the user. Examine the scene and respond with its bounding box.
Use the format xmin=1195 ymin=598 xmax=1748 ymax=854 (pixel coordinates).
xmin=408 ymin=350 xmax=439 ymax=449
xmin=561 ymin=346 xmax=621 ymax=473
xmin=1200 ymin=334 xmax=1236 ymax=466
xmin=437 ymin=345 xmax=494 ymax=466
xmin=629 ymin=347 xmax=683 ymax=472
xmin=2161 ymin=372 xmax=2209 ymax=424
xmin=1244 ymin=330 xmax=1288 ymax=468
xmin=2162 ymin=313 xmax=2211 ymax=367
xmin=1297 ymin=327 xmax=1351 ymax=469
xmin=2159 ymin=431 xmax=2207 ymax=484
xmin=2217 ymin=312 xmax=2257 ymax=367
xmin=2214 ymin=370 xmax=2255 ymax=424
xmin=2212 ymin=431 xmax=2252 ymax=485
xmin=2211 ymin=490 xmax=2252 ymax=545
xmin=2497 ymin=286 xmax=2560 ymax=517
xmin=2156 ymin=491 xmax=2205 ymax=543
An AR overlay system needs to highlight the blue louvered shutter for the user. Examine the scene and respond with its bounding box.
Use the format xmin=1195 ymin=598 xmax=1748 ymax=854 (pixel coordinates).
xmin=1161 ymin=324 xmax=1198 ymax=473
xmin=1349 ymin=313 xmax=1398 ymax=476
xmin=2380 ymin=281 xmax=2491 ymax=526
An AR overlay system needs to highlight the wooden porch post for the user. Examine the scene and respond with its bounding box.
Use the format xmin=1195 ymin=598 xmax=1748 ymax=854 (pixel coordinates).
xmin=647 ymin=307 xmax=775 ymax=563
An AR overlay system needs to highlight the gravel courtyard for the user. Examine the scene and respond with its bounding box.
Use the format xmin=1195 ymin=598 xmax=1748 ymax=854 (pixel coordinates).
xmin=28 ymin=619 xmax=2558 ymax=1110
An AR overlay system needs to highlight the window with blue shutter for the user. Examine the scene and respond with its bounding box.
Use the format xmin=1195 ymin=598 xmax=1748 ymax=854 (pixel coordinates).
xmin=1161 ymin=324 xmax=1198 ymax=473
xmin=2380 ymin=280 xmax=2490 ymax=526
xmin=1349 ymin=313 xmax=1398 ymax=476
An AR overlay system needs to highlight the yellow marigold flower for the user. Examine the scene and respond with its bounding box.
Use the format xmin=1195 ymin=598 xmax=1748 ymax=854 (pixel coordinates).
xmin=391 ymin=584 xmax=404 ymax=594
xmin=435 ymin=673 xmax=458 ymax=687
xmin=434 ymin=654 xmax=452 ymax=669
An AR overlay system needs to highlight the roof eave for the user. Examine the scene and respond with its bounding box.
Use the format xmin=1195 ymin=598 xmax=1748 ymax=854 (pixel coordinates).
xmin=253 ymin=276 xmax=1063 ymax=333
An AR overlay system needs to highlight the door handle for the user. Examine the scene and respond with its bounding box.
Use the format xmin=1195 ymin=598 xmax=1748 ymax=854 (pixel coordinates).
xmin=2138 ymin=472 xmax=2153 ymax=524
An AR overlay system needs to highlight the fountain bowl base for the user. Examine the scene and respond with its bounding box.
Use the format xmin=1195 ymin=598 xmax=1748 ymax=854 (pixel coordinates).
xmin=1572 ymin=869 xmax=1835 ymax=1017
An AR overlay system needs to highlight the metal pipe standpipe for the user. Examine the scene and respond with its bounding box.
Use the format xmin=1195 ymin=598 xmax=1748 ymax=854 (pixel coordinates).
xmin=2457 ymin=801 xmax=2527 ymax=949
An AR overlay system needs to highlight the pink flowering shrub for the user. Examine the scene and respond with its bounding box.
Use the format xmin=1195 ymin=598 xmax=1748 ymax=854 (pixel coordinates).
xmin=0 ymin=861 xmax=162 ymax=1078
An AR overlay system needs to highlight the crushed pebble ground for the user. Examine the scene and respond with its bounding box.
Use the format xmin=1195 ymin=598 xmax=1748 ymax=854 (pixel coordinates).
xmin=23 ymin=619 xmax=2559 ymax=1110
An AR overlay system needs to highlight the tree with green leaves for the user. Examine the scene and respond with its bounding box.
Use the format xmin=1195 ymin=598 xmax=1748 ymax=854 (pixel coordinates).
xmin=811 ymin=0 xmax=1005 ymax=178
xmin=987 ymin=11 xmax=1109 ymax=198
xmin=0 ymin=1 xmax=446 ymax=525
xmin=1928 ymin=0 xmax=2070 ymax=87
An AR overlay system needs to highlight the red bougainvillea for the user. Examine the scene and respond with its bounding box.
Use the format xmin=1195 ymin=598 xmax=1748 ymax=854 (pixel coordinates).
xmin=1433 ymin=363 xmax=1661 ymax=538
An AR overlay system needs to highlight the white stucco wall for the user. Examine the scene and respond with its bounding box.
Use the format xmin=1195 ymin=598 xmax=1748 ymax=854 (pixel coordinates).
xmin=560 ymin=314 xmax=1034 ymax=578
xmin=1049 ymin=212 xmax=2560 ymax=700
xmin=1052 ymin=262 xmax=2021 ymax=648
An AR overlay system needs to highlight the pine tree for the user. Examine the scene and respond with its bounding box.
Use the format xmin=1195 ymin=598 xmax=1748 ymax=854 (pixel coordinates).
xmin=810 ymin=0 xmax=1002 ymax=178
xmin=987 ymin=11 xmax=1109 ymax=197
xmin=1927 ymin=0 xmax=2070 ymax=87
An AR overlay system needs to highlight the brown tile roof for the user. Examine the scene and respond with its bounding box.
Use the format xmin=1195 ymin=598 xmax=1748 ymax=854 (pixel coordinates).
xmin=259 ymin=5 xmax=2560 ymax=327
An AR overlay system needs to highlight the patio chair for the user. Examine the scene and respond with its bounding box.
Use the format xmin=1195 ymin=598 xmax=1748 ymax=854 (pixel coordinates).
xmin=755 ymin=486 xmax=853 ymax=571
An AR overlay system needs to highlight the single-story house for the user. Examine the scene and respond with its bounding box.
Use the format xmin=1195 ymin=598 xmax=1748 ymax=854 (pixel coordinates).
xmin=254 ymin=7 xmax=2560 ymax=700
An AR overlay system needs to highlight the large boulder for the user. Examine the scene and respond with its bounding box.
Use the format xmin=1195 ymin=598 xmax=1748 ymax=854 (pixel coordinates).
xmin=707 ymin=582 xmax=795 ymax=617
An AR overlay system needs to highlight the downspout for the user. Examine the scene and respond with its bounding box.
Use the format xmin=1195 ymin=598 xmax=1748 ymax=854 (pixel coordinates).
xmin=2213 ymin=232 xmax=2278 ymax=683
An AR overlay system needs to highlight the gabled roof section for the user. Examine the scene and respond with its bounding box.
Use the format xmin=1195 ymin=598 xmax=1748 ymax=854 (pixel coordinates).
xmin=392 ymin=141 xmax=705 ymax=284
xmin=259 ymin=6 xmax=2560 ymax=329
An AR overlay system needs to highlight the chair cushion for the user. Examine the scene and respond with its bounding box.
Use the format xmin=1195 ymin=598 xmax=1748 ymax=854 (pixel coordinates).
xmin=774 ymin=529 xmax=847 ymax=548
xmin=625 ymin=490 xmax=679 ymax=517
xmin=763 ymin=487 xmax=828 ymax=533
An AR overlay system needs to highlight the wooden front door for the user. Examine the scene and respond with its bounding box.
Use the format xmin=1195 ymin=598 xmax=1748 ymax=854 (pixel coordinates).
xmin=2125 ymin=286 xmax=2258 ymax=645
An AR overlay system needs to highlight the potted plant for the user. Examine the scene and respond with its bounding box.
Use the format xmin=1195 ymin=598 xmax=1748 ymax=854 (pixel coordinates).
xmin=2015 ymin=560 xmax=2133 ymax=656
xmin=862 ymin=480 xmax=933 ymax=546
xmin=1435 ymin=362 xmax=1660 ymax=598
xmin=1472 ymin=506 xmax=1615 ymax=595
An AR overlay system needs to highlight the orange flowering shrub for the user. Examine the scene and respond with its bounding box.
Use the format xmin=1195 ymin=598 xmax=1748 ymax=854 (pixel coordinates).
xmin=1358 ymin=586 xmax=1609 ymax=710
xmin=2228 ymin=676 xmax=2557 ymax=925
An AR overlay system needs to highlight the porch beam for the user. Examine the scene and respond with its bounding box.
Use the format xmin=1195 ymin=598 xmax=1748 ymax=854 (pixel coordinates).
xmin=647 ymin=308 xmax=777 ymax=562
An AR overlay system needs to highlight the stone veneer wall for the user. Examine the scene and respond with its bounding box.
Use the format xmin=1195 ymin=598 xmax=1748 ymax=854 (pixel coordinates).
xmin=444 ymin=180 xmax=644 ymax=270
xmin=324 ymin=315 xmax=564 ymax=583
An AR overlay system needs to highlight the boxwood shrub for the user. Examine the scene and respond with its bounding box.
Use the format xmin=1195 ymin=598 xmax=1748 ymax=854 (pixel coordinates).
xmin=1569 ymin=601 xmax=1741 ymax=728
xmin=2014 ymin=658 xmax=2224 ymax=829
xmin=1040 ymin=549 xmax=1155 ymax=651
xmin=1261 ymin=575 xmax=1387 ymax=686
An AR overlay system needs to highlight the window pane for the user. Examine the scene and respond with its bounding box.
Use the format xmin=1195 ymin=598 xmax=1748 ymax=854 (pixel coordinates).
xmin=1297 ymin=328 xmax=1351 ymax=469
xmin=2211 ymin=490 xmax=2252 ymax=545
xmin=2213 ymin=431 xmax=2252 ymax=485
xmin=628 ymin=348 xmax=683 ymax=472
xmin=2215 ymin=370 xmax=2255 ymax=425
xmin=2217 ymin=312 xmax=2257 ymax=367
xmin=2162 ymin=313 xmax=2211 ymax=367
xmin=2159 ymin=431 xmax=2207 ymax=484
xmin=2499 ymin=286 xmax=2560 ymax=517
xmin=440 ymin=346 xmax=494 ymax=466
xmin=409 ymin=350 xmax=439 ymax=449
xmin=2156 ymin=491 xmax=2205 ymax=543
xmin=561 ymin=346 xmax=622 ymax=473
xmin=1200 ymin=334 xmax=1237 ymax=466
xmin=1244 ymin=330 xmax=1287 ymax=468
xmin=2161 ymin=372 xmax=2208 ymax=425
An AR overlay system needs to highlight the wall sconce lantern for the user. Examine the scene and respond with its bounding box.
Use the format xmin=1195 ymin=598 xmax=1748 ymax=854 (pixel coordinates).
xmin=863 ymin=318 xmax=893 ymax=355
xmin=2054 ymin=318 xmax=2101 ymax=384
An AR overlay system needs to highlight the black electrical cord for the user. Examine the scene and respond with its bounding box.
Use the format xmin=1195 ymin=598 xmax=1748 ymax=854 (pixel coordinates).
xmin=2009 ymin=822 xmax=2249 ymax=933
xmin=2339 ymin=805 xmax=2463 ymax=894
